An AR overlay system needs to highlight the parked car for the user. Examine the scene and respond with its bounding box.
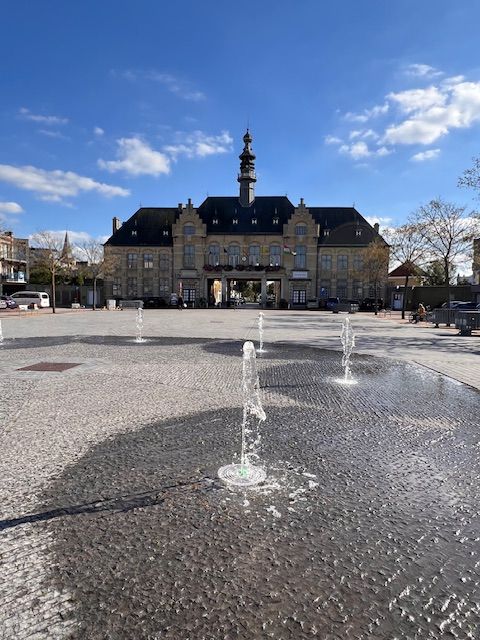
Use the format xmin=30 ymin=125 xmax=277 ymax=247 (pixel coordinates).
xmin=142 ymin=297 xmax=167 ymax=308
xmin=10 ymin=291 xmax=50 ymax=308
xmin=306 ymin=298 xmax=319 ymax=309
xmin=441 ymin=300 xmax=470 ymax=309
xmin=360 ymin=297 xmax=384 ymax=311
xmin=0 ymin=295 xmax=18 ymax=309
xmin=454 ymin=302 xmax=480 ymax=311
xmin=325 ymin=297 xmax=340 ymax=310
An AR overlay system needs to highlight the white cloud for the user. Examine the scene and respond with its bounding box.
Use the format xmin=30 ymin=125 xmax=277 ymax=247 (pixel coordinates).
xmin=324 ymin=135 xmax=343 ymax=145
xmin=115 ymin=69 xmax=206 ymax=101
xmin=94 ymin=127 xmax=104 ymax=136
xmin=349 ymin=129 xmax=379 ymax=141
xmin=0 ymin=201 xmax=24 ymax=214
xmin=344 ymin=103 xmax=389 ymax=123
xmin=410 ymin=148 xmax=441 ymax=162
xmin=98 ymin=137 xmax=171 ymax=176
xmin=0 ymin=164 xmax=129 ymax=203
xmin=384 ymin=78 xmax=480 ymax=145
xmin=404 ymin=64 xmax=443 ymax=79
xmin=339 ymin=141 xmax=392 ymax=160
xmin=19 ymin=107 xmax=68 ymax=125
xmin=163 ymin=130 xmax=233 ymax=159
xmin=38 ymin=129 xmax=69 ymax=140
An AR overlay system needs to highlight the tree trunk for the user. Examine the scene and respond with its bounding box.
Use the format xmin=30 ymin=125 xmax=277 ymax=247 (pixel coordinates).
xmin=51 ymin=269 xmax=56 ymax=314
xmin=444 ymin=257 xmax=451 ymax=306
xmin=93 ymin=277 xmax=97 ymax=310
xmin=401 ymin=274 xmax=409 ymax=320
xmin=374 ymin=281 xmax=378 ymax=316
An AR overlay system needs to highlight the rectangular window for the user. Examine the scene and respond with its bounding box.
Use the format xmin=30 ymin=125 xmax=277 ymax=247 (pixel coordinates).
xmin=143 ymin=278 xmax=153 ymax=296
xmin=143 ymin=253 xmax=153 ymax=269
xmin=353 ymin=255 xmax=363 ymax=272
xmin=159 ymin=279 xmax=170 ymax=296
xmin=337 ymin=255 xmax=348 ymax=271
xmin=337 ymin=279 xmax=347 ymax=299
xmin=294 ymin=246 xmax=306 ymax=269
xmin=321 ymin=254 xmax=332 ymax=271
xmin=319 ymin=281 xmax=330 ymax=298
xmin=184 ymin=245 xmax=195 ymax=268
xmin=127 ymin=253 xmax=138 ymax=269
xmin=292 ymin=289 xmax=307 ymax=304
xmin=183 ymin=288 xmax=196 ymax=303
xmin=269 ymin=245 xmax=281 ymax=266
xmin=159 ymin=254 xmax=169 ymax=271
xmin=352 ymin=280 xmax=363 ymax=299
xmin=248 ymin=245 xmax=260 ymax=266
xmin=112 ymin=278 xmax=122 ymax=297
xmin=127 ymin=277 xmax=137 ymax=297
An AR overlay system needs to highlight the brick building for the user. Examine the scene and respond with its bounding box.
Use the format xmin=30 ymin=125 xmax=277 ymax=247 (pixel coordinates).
xmin=104 ymin=131 xmax=388 ymax=308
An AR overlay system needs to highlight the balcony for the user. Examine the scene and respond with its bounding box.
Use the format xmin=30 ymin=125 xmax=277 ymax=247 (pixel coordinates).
xmin=203 ymin=264 xmax=284 ymax=274
xmin=1 ymin=272 xmax=26 ymax=283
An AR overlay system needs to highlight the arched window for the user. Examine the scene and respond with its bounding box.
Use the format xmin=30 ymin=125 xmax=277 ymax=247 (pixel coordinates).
xmin=294 ymin=245 xmax=306 ymax=269
xmin=295 ymin=223 xmax=307 ymax=236
xmin=184 ymin=224 xmax=195 ymax=236
xmin=248 ymin=245 xmax=260 ymax=266
xmin=208 ymin=244 xmax=220 ymax=266
xmin=269 ymin=245 xmax=281 ymax=266
xmin=228 ymin=245 xmax=240 ymax=267
xmin=184 ymin=244 xmax=195 ymax=268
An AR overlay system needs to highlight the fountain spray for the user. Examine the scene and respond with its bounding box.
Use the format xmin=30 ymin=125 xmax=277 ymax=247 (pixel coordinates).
xmin=257 ymin=312 xmax=265 ymax=353
xmin=338 ymin=316 xmax=357 ymax=385
xmin=135 ymin=307 xmax=145 ymax=343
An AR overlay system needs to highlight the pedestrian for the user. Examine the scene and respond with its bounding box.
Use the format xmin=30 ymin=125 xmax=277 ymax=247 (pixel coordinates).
xmin=177 ymin=295 xmax=184 ymax=310
xmin=416 ymin=302 xmax=426 ymax=323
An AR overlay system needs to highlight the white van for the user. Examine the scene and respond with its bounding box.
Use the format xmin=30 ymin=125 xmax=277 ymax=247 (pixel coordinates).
xmin=11 ymin=291 xmax=50 ymax=308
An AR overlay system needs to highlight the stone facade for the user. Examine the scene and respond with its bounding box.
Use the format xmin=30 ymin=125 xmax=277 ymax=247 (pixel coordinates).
xmin=104 ymin=132 xmax=388 ymax=308
xmin=0 ymin=231 xmax=29 ymax=295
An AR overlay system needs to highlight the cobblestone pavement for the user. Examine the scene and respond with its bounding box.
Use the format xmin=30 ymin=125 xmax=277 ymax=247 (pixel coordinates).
xmin=0 ymin=310 xmax=479 ymax=639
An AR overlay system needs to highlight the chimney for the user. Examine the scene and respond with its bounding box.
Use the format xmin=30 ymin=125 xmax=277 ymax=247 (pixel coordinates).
xmin=112 ymin=217 xmax=122 ymax=234
xmin=373 ymin=222 xmax=380 ymax=234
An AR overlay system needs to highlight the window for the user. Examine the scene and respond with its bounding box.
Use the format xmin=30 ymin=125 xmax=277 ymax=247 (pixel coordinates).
xmin=127 ymin=277 xmax=137 ymax=297
xmin=232 ymin=218 xmax=238 ymax=225
xmin=323 ymin=229 xmax=330 ymax=237
xmin=294 ymin=245 xmax=306 ymax=269
xmin=251 ymin=218 xmax=257 ymax=225
xmin=127 ymin=253 xmax=138 ymax=269
xmin=321 ymin=254 xmax=332 ymax=271
xmin=293 ymin=289 xmax=307 ymax=304
xmin=112 ymin=278 xmax=122 ymax=297
xmin=208 ymin=244 xmax=220 ymax=266
xmin=352 ymin=280 xmax=363 ymax=299
xmin=159 ymin=279 xmax=169 ymax=296
xmin=212 ymin=218 xmax=218 ymax=225
xmin=273 ymin=217 xmax=279 ymax=225
xmin=163 ymin=229 xmax=169 ymax=236
xmin=159 ymin=254 xmax=169 ymax=271
xmin=337 ymin=280 xmax=347 ymax=298
xmin=143 ymin=253 xmax=153 ymax=269
xmin=269 ymin=245 xmax=281 ymax=266
xmin=131 ymin=230 xmax=137 ymax=238
xmin=248 ymin=245 xmax=260 ymax=266
xmin=353 ymin=255 xmax=363 ymax=272
xmin=228 ymin=245 xmax=240 ymax=267
xmin=184 ymin=224 xmax=195 ymax=236
xmin=143 ymin=278 xmax=153 ymax=296
xmin=184 ymin=244 xmax=195 ymax=268
xmin=319 ymin=281 xmax=330 ymax=298
xmin=295 ymin=224 xmax=307 ymax=236
xmin=355 ymin=229 xmax=362 ymax=237
xmin=337 ymin=255 xmax=348 ymax=271
xmin=183 ymin=288 xmax=196 ymax=303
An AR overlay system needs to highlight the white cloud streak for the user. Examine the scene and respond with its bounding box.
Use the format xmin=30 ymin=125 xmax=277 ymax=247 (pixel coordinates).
xmin=163 ymin=131 xmax=233 ymax=159
xmin=19 ymin=107 xmax=68 ymax=125
xmin=404 ymin=64 xmax=443 ymax=79
xmin=0 ymin=201 xmax=24 ymax=214
xmin=344 ymin=103 xmax=389 ymax=123
xmin=339 ymin=141 xmax=392 ymax=160
xmin=94 ymin=127 xmax=104 ymax=136
xmin=0 ymin=164 xmax=129 ymax=203
xmin=114 ymin=69 xmax=206 ymax=101
xmin=410 ymin=148 xmax=441 ymax=162
xmin=98 ymin=138 xmax=171 ymax=176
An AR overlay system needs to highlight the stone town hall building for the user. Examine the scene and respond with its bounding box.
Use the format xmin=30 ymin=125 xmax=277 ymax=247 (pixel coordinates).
xmin=104 ymin=131 xmax=387 ymax=308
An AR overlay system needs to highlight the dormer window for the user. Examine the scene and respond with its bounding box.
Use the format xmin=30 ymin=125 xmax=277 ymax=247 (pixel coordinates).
xmin=131 ymin=230 xmax=137 ymax=237
xmin=233 ymin=218 xmax=238 ymax=225
xmin=184 ymin=224 xmax=195 ymax=236
xmin=323 ymin=229 xmax=330 ymax=237
xmin=251 ymin=218 xmax=257 ymax=225
xmin=355 ymin=229 xmax=362 ymax=237
xmin=273 ymin=217 xmax=279 ymax=225
xmin=295 ymin=224 xmax=307 ymax=236
xmin=163 ymin=230 xmax=169 ymax=236
xmin=212 ymin=218 xmax=218 ymax=225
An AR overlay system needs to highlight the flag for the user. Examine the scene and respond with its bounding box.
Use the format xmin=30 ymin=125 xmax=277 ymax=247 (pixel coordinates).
xmin=224 ymin=248 xmax=228 ymax=253
xmin=283 ymin=245 xmax=291 ymax=254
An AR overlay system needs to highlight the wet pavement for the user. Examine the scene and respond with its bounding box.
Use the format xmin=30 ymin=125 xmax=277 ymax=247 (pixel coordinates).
xmin=1 ymin=326 xmax=479 ymax=639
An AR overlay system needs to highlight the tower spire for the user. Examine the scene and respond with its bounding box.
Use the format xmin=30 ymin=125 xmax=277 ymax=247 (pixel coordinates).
xmin=237 ymin=129 xmax=256 ymax=207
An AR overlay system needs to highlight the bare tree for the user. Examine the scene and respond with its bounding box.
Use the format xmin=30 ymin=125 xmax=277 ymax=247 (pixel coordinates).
xmin=409 ymin=198 xmax=479 ymax=304
xmin=459 ymin=157 xmax=480 ymax=199
xmin=361 ymin=236 xmax=390 ymax=315
xmin=30 ymin=231 xmax=71 ymax=313
xmin=78 ymin=239 xmax=118 ymax=310
xmin=384 ymin=224 xmax=425 ymax=319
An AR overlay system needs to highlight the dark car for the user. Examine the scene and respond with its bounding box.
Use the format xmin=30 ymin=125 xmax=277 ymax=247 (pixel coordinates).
xmin=142 ymin=297 xmax=167 ymax=309
xmin=360 ymin=297 xmax=384 ymax=311
xmin=325 ymin=297 xmax=340 ymax=310
xmin=454 ymin=302 xmax=480 ymax=311
xmin=0 ymin=295 xmax=18 ymax=309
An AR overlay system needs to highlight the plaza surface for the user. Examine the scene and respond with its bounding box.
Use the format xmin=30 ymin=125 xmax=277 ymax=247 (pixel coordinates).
xmin=0 ymin=309 xmax=479 ymax=639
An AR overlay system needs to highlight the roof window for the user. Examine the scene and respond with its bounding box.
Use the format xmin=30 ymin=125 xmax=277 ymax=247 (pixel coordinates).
xmin=355 ymin=229 xmax=362 ymax=237
xmin=131 ymin=230 xmax=137 ymax=237
xmin=212 ymin=218 xmax=218 ymax=225
xmin=273 ymin=217 xmax=279 ymax=224
xmin=251 ymin=218 xmax=257 ymax=225
xmin=233 ymin=218 xmax=238 ymax=225
xmin=163 ymin=230 xmax=169 ymax=236
xmin=323 ymin=229 xmax=330 ymax=237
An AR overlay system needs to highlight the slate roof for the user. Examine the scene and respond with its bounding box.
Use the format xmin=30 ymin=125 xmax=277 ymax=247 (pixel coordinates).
xmin=104 ymin=208 xmax=179 ymax=246
xmin=105 ymin=198 xmax=383 ymax=247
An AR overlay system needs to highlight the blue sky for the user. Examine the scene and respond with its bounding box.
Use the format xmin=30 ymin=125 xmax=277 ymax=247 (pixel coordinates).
xmin=1 ymin=0 xmax=479 ymax=244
